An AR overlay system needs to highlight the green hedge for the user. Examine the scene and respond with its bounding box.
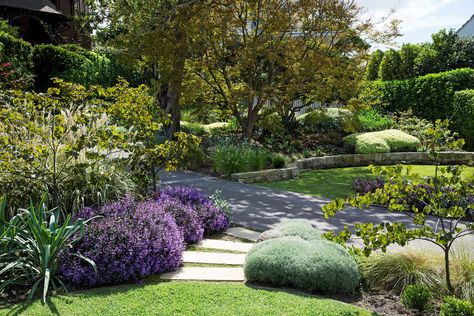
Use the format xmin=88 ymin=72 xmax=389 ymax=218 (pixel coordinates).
xmin=452 ymin=90 xmax=474 ymax=149
xmin=0 ymin=32 xmax=33 ymax=80
xmin=33 ymin=44 xmax=94 ymax=90
xmin=361 ymin=68 xmax=474 ymax=122
xmin=245 ymin=236 xmax=360 ymax=294
xmin=32 ymin=44 xmax=144 ymax=91
xmin=344 ymin=129 xmax=420 ymax=154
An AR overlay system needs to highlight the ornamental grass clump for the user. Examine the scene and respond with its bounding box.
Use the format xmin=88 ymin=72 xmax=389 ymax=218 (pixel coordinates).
xmin=245 ymin=236 xmax=359 ymax=294
xmin=60 ymin=196 xmax=184 ymax=287
xmin=158 ymin=186 xmax=230 ymax=234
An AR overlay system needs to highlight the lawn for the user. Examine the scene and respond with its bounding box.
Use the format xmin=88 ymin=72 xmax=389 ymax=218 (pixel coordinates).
xmin=2 ymin=282 xmax=374 ymax=316
xmin=259 ymin=165 xmax=474 ymax=199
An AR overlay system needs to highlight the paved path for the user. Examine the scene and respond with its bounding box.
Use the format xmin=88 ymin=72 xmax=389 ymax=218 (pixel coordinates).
xmin=159 ymin=170 xmax=439 ymax=233
xmin=160 ymin=239 xmax=249 ymax=281
xmin=159 ymin=170 xmax=474 ymax=251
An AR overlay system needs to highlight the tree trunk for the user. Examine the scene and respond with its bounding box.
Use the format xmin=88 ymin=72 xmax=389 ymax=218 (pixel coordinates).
xmin=163 ymin=51 xmax=185 ymax=139
xmin=444 ymin=246 xmax=454 ymax=294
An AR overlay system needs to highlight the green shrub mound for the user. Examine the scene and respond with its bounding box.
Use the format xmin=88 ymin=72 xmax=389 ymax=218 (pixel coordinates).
xmin=441 ymin=297 xmax=474 ymax=316
xmin=344 ymin=129 xmax=420 ymax=154
xmin=298 ymin=107 xmax=352 ymax=133
xmin=452 ymin=89 xmax=474 ymax=149
xmin=401 ymin=284 xmax=432 ymax=312
xmin=245 ymin=236 xmax=360 ymax=295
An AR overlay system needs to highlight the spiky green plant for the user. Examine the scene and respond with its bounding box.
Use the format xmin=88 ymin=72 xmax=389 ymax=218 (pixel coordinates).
xmin=0 ymin=196 xmax=96 ymax=303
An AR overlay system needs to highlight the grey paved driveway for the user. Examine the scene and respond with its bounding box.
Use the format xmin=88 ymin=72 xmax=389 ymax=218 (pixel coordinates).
xmin=159 ymin=170 xmax=474 ymax=251
xmin=159 ymin=170 xmax=438 ymax=233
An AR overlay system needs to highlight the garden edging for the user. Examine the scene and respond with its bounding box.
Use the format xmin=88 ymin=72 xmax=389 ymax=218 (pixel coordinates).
xmin=230 ymin=152 xmax=474 ymax=183
xmin=231 ymin=166 xmax=299 ymax=183
xmin=296 ymin=151 xmax=474 ymax=171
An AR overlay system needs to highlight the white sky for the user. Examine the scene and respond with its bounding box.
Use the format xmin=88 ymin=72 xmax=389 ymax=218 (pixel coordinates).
xmin=358 ymin=0 xmax=474 ymax=46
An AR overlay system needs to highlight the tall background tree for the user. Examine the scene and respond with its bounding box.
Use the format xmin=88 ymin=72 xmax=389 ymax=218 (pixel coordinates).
xmin=189 ymin=0 xmax=399 ymax=138
xmin=84 ymin=0 xmax=212 ymax=138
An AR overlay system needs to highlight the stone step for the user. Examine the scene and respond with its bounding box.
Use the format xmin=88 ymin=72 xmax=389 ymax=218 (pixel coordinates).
xmin=195 ymin=239 xmax=253 ymax=253
xmin=224 ymin=227 xmax=261 ymax=242
xmin=160 ymin=267 xmax=245 ymax=281
xmin=183 ymin=251 xmax=246 ymax=265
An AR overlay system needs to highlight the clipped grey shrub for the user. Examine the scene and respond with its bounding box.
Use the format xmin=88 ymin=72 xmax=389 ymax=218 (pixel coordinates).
xmin=257 ymin=229 xmax=284 ymax=242
xmin=245 ymin=236 xmax=360 ymax=294
xmin=274 ymin=219 xmax=321 ymax=241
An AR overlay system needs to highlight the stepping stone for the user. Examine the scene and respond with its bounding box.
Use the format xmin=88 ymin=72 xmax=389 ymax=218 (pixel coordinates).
xmin=225 ymin=227 xmax=261 ymax=242
xmin=195 ymin=239 xmax=253 ymax=253
xmin=160 ymin=267 xmax=245 ymax=281
xmin=183 ymin=251 xmax=246 ymax=265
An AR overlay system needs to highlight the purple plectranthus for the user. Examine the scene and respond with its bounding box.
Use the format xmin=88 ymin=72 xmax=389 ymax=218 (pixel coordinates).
xmin=156 ymin=196 xmax=204 ymax=244
xmin=157 ymin=186 xmax=230 ymax=234
xmin=60 ymin=197 xmax=184 ymax=287
xmin=353 ymin=177 xmax=385 ymax=195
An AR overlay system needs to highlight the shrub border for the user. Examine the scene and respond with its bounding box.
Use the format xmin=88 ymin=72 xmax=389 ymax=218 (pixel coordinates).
xmin=230 ymin=152 xmax=474 ymax=183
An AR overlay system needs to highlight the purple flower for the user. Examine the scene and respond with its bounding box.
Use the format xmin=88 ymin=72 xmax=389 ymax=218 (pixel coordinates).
xmin=157 ymin=186 xmax=230 ymax=234
xmin=353 ymin=177 xmax=385 ymax=195
xmin=60 ymin=197 xmax=184 ymax=287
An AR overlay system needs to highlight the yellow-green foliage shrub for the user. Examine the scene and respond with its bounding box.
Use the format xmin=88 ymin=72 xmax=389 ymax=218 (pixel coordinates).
xmin=344 ymin=129 xmax=420 ymax=154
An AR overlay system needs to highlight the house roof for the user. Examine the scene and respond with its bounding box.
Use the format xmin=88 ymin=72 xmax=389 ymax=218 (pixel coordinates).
xmin=457 ymin=14 xmax=474 ymax=34
xmin=0 ymin=0 xmax=62 ymax=15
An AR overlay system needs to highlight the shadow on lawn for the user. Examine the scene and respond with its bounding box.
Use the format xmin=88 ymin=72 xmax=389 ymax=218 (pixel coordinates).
xmin=244 ymin=282 xmax=379 ymax=316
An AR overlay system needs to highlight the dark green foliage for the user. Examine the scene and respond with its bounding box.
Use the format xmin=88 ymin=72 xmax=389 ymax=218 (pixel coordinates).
xmin=211 ymin=143 xmax=273 ymax=176
xmin=364 ymin=49 xmax=384 ymax=80
xmin=32 ymin=44 xmax=143 ymax=91
xmin=452 ymin=90 xmax=474 ymax=149
xmin=361 ymin=68 xmax=474 ymax=123
xmin=357 ymin=108 xmax=394 ymax=132
xmin=271 ymin=155 xmax=286 ymax=169
xmin=441 ymin=297 xmax=474 ymax=316
xmin=33 ymin=44 xmax=93 ymax=90
xmin=0 ymin=32 xmax=33 ymax=83
xmin=245 ymin=236 xmax=360 ymax=295
xmin=378 ymin=49 xmax=402 ymax=81
xmin=400 ymin=44 xmax=420 ymax=79
xmin=401 ymin=284 xmax=432 ymax=312
xmin=366 ymin=29 xmax=474 ymax=80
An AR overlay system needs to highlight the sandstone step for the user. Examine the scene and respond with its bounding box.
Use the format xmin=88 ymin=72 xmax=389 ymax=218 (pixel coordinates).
xmin=160 ymin=267 xmax=245 ymax=281
xmin=195 ymin=239 xmax=253 ymax=253
xmin=183 ymin=251 xmax=246 ymax=265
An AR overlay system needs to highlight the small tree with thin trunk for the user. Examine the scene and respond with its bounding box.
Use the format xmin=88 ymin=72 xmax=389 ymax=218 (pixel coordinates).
xmin=323 ymin=120 xmax=472 ymax=294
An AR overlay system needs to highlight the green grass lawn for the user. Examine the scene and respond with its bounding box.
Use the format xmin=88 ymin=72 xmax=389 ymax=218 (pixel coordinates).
xmin=2 ymin=281 xmax=374 ymax=316
xmin=259 ymin=165 xmax=474 ymax=199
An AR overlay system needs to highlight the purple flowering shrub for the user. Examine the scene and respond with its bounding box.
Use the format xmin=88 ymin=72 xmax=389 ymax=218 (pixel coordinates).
xmin=353 ymin=177 xmax=385 ymax=195
xmin=353 ymin=178 xmax=474 ymax=218
xmin=60 ymin=196 xmax=184 ymax=287
xmin=157 ymin=196 xmax=204 ymax=244
xmin=157 ymin=186 xmax=230 ymax=234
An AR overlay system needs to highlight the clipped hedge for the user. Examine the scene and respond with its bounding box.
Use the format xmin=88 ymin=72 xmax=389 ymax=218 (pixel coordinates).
xmin=361 ymin=68 xmax=474 ymax=122
xmin=257 ymin=220 xmax=321 ymax=242
xmin=33 ymin=44 xmax=94 ymax=90
xmin=344 ymin=129 xmax=420 ymax=154
xmin=452 ymin=89 xmax=474 ymax=149
xmin=245 ymin=236 xmax=360 ymax=294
